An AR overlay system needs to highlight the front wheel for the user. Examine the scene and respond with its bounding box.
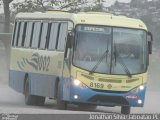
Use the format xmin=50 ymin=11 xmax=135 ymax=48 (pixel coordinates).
xmin=121 ymin=106 xmax=131 ymax=114
xmin=56 ymin=82 xmax=67 ymax=110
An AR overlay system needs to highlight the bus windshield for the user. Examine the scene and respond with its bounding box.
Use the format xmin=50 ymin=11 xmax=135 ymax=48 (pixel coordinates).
xmin=73 ymin=25 xmax=147 ymax=75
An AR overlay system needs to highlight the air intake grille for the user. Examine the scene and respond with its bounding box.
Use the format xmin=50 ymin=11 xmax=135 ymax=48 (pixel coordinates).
xmin=88 ymin=95 xmax=129 ymax=105
xmin=98 ymin=78 xmax=122 ymax=83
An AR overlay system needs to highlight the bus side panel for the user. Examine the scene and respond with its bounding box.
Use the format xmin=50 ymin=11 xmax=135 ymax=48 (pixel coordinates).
xmin=28 ymin=73 xmax=57 ymax=98
xmin=9 ymin=70 xmax=25 ymax=93
xmin=62 ymin=61 xmax=72 ymax=101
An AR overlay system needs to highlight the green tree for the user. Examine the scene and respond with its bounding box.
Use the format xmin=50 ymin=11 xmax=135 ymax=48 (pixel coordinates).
xmin=11 ymin=0 xmax=65 ymax=14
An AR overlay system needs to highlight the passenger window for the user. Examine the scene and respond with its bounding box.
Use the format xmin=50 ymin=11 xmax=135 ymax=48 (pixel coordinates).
xmin=12 ymin=22 xmax=17 ymax=46
xmin=48 ymin=23 xmax=59 ymax=50
xmin=13 ymin=22 xmax=21 ymax=46
xmin=57 ymin=23 xmax=68 ymax=51
xmin=21 ymin=22 xmax=27 ymax=47
xmin=40 ymin=23 xmax=48 ymax=49
xmin=45 ymin=23 xmax=52 ymax=49
xmin=31 ymin=22 xmax=41 ymax=48
xmin=18 ymin=22 xmax=25 ymax=47
xmin=24 ymin=22 xmax=33 ymax=47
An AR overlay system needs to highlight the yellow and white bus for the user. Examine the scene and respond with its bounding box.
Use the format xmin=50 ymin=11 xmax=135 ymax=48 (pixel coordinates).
xmin=9 ymin=11 xmax=153 ymax=114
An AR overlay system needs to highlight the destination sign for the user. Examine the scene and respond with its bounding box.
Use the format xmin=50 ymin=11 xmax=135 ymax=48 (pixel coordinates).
xmin=77 ymin=25 xmax=111 ymax=34
xmin=84 ymin=27 xmax=105 ymax=32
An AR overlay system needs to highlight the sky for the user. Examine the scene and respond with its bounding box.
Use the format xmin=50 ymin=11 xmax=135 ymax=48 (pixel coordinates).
xmin=103 ymin=0 xmax=131 ymax=7
xmin=106 ymin=0 xmax=131 ymax=4
xmin=116 ymin=0 xmax=131 ymax=2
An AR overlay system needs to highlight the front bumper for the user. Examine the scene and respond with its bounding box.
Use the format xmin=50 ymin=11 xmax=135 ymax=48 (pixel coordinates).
xmin=63 ymin=83 xmax=146 ymax=107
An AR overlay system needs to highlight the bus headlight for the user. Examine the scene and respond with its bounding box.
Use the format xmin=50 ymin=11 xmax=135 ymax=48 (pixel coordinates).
xmin=132 ymin=85 xmax=145 ymax=93
xmin=139 ymin=85 xmax=144 ymax=91
xmin=72 ymin=77 xmax=88 ymax=89
xmin=74 ymin=79 xmax=81 ymax=86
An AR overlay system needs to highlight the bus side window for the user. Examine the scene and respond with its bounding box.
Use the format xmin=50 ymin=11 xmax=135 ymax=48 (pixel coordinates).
xmin=24 ymin=22 xmax=33 ymax=48
xmin=38 ymin=23 xmax=43 ymax=48
xmin=39 ymin=22 xmax=48 ymax=49
xmin=21 ymin=22 xmax=27 ymax=47
xmin=57 ymin=22 xmax=68 ymax=51
xmin=40 ymin=23 xmax=48 ymax=49
xmin=13 ymin=22 xmax=20 ymax=47
xmin=31 ymin=22 xmax=41 ymax=48
xmin=45 ymin=23 xmax=52 ymax=49
xmin=29 ymin=22 xmax=35 ymax=47
xmin=12 ymin=21 xmax=17 ymax=46
xmin=15 ymin=22 xmax=21 ymax=46
xmin=48 ymin=22 xmax=59 ymax=50
xmin=18 ymin=22 xmax=25 ymax=47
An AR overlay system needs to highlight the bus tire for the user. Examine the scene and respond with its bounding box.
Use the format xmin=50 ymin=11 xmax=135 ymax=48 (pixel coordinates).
xmin=121 ymin=106 xmax=131 ymax=114
xmin=56 ymin=82 xmax=67 ymax=110
xmin=34 ymin=96 xmax=45 ymax=106
xmin=24 ymin=79 xmax=36 ymax=105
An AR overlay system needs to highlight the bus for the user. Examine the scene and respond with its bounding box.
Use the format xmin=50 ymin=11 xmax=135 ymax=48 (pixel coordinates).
xmin=9 ymin=11 xmax=153 ymax=114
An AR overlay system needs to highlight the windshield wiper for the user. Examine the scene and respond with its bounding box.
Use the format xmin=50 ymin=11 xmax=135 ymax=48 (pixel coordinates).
xmin=117 ymin=57 xmax=132 ymax=78
xmin=89 ymin=49 xmax=109 ymax=75
xmin=113 ymin=44 xmax=132 ymax=78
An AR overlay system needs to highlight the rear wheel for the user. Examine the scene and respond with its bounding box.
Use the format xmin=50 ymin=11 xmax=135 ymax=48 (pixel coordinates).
xmin=121 ymin=106 xmax=131 ymax=114
xmin=56 ymin=82 xmax=67 ymax=110
xmin=34 ymin=96 xmax=45 ymax=106
xmin=24 ymin=78 xmax=45 ymax=106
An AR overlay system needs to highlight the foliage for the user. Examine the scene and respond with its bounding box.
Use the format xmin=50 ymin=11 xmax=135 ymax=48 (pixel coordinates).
xmin=11 ymin=0 xmax=61 ymax=13
xmin=10 ymin=0 xmax=106 ymax=14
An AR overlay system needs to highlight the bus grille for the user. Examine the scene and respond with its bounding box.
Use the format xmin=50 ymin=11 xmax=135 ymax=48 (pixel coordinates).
xmin=98 ymin=78 xmax=122 ymax=83
xmin=92 ymin=89 xmax=128 ymax=93
xmin=88 ymin=95 xmax=129 ymax=105
xmin=126 ymin=79 xmax=139 ymax=83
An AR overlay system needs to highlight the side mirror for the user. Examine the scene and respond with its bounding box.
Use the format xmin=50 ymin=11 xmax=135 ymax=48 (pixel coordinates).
xmin=64 ymin=32 xmax=74 ymax=58
xmin=66 ymin=32 xmax=74 ymax=49
xmin=147 ymin=32 xmax=153 ymax=54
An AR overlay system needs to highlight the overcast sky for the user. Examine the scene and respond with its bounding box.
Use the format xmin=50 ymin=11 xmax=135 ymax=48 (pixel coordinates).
xmin=109 ymin=0 xmax=131 ymax=3
xmin=103 ymin=0 xmax=131 ymax=7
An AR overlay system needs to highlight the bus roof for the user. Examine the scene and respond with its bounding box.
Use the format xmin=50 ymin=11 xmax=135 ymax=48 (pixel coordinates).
xmin=15 ymin=11 xmax=147 ymax=31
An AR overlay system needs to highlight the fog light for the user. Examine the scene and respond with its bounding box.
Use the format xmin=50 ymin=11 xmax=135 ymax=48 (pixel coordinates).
xmin=139 ymin=85 xmax=144 ymax=91
xmin=74 ymin=95 xmax=78 ymax=99
xmin=138 ymin=99 xmax=142 ymax=104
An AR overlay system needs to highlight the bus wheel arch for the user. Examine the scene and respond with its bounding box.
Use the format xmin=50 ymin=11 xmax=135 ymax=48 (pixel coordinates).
xmin=23 ymin=73 xmax=29 ymax=94
xmin=24 ymin=74 xmax=36 ymax=105
xmin=23 ymin=73 xmax=45 ymax=106
xmin=54 ymin=77 xmax=60 ymax=99
xmin=56 ymin=78 xmax=67 ymax=110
